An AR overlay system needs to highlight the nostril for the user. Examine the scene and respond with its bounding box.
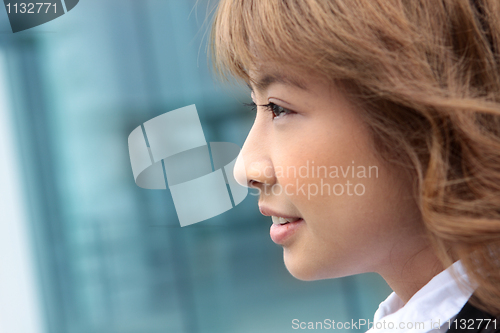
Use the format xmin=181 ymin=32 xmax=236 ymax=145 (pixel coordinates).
xmin=248 ymin=179 xmax=261 ymax=188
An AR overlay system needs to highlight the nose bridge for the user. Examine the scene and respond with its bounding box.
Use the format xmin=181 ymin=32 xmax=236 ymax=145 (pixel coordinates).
xmin=233 ymin=117 xmax=275 ymax=187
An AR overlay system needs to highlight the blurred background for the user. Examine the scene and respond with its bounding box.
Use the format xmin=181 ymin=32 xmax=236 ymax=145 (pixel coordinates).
xmin=0 ymin=1 xmax=391 ymax=332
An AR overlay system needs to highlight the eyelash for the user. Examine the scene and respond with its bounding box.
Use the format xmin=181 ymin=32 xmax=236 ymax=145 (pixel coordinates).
xmin=244 ymin=101 xmax=293 ymax=119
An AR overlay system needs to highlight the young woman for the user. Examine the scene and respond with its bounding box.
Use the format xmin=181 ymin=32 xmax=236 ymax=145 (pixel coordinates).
xmin=211 ymin=1 xmax=500 ymax=331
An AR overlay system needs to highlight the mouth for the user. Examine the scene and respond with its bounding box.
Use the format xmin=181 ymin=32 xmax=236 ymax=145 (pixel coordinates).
xmin=269 ymin=216 xmax=304 ymax=245
xmin=271 ymin=216 xmax=303 ymax=225
xmin=269 ymin=217 xmax=304 ymax=245
xmin=259 ymin=206 xmax=304 ymax=245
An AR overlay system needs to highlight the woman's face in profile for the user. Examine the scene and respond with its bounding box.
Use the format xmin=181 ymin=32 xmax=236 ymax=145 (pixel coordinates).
xmin=234 ymin=64 xmax=428 ymax=281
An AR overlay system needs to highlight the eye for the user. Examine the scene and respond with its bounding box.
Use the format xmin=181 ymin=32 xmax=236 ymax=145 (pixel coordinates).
xmin=261 ymin=102 xmax=293 ymax=119
xmin=243 ymin=101 xmax=293 ymax=119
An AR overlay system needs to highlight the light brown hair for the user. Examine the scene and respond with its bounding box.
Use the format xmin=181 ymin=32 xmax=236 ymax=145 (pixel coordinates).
xmin=211 ymin=0 xmax=500 ymax=314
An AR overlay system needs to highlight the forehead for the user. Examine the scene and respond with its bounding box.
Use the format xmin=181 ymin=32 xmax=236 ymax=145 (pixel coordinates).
xmin=247 ymin=65 xmax=309 ymax=94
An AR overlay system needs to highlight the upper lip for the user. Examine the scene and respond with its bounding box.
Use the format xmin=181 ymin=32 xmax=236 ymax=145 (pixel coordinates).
xmin=259 ymin=205 xmax=302 ymax=220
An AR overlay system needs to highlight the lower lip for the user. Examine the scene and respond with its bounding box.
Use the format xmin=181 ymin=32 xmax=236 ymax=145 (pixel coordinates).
xmin=270 ymin=219 xmax=304 ymax=245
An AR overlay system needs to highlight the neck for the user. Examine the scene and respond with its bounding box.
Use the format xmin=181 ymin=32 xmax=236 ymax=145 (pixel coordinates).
xmin=378 ymin=244 xmax=445 ymax=304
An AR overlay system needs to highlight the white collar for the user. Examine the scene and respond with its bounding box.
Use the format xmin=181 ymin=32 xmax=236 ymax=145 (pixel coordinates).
xmin=367 ymin=261 xmax=474 ymax=333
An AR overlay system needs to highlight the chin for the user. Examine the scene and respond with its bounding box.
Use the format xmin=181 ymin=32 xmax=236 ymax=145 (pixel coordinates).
xmin=283 ymin=253 xmax=321 ymax=281
xmin=284 ymin=252 xmax=357 ymax=281
xmin=288 ymin=270 xmax=318 ymax=281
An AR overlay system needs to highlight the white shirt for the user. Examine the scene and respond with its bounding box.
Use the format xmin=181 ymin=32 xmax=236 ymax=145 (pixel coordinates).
xmin=366 ymin=261 xmax=474 ymax=333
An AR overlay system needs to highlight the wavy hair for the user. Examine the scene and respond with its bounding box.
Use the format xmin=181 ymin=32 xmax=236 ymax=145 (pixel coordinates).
xmin=210 ymin=0 xmax=500 ymax=314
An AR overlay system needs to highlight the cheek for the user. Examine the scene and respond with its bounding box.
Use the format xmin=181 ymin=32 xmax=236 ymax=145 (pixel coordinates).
xmin=271 ymin=112 xmax=413 ymax=226
xmin=276 ymin=136 xmax=413 ymax=231
xmin=273 ymin=137 xmax=381 ymax=205
xmin=288 ymin=167 xmax=418 ymax=279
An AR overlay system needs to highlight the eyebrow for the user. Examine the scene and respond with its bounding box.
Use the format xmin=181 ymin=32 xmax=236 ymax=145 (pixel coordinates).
xmin=247 ymin=73 xmax=308 ymax=93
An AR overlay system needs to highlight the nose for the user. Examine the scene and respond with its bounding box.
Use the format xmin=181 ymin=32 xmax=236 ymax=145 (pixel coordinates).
xmin=233 ymin=119 xmax=276 ymax=189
